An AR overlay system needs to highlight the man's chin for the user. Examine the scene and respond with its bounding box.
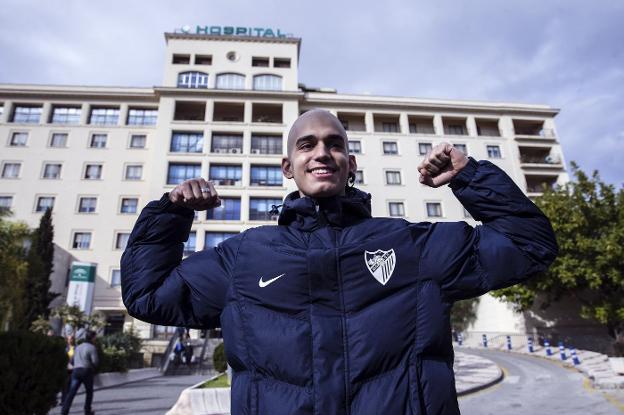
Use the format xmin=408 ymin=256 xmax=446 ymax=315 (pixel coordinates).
xmin=300 ymin=184 xmax=344 ymax=198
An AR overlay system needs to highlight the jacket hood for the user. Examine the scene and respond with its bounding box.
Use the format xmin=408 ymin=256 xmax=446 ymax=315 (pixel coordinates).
xmin=277 ymin=187 xmax=372 ymax=231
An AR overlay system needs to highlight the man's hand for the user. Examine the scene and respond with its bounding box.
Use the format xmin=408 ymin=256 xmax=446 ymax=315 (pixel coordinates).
xmin=168 ymin=178 xmax=221 ymax=211
xmin=418 ymin=143 xmax=469 ymax=188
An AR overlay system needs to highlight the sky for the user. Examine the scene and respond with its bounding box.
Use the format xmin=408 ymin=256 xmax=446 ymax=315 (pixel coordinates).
xmin=1 ymin=0 xmax=622 ymax=186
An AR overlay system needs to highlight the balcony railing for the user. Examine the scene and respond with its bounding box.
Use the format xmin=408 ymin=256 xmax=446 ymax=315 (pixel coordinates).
xmin=520 ymin=155 xmax=562 ymax=165
xmin=514 ymin=128 xmax=556 ymax=138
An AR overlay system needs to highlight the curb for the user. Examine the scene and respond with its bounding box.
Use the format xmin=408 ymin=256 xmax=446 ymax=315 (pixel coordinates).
xmin=455 ymin=351 xmax=505 ymax=396
xmin=457 ymin=368 xmax=504 ymax=397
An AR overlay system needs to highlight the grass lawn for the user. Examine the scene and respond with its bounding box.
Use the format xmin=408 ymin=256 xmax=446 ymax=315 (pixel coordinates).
xmin=200 ymin=373 xmax=230 ymax=388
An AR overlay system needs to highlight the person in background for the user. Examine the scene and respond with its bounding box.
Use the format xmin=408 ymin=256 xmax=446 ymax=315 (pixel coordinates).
xmin=61 ymin=330 xmax=98 ymax=415
xmin=60 ymin=335 xmax=75 ymax=407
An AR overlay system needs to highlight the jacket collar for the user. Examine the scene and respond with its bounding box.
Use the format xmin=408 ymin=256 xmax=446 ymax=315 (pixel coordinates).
xmin=278 ymin=188 xmax=372 ymax=231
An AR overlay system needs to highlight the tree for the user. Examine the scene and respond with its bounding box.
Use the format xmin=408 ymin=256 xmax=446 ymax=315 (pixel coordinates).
xmin=492 ymin=163 xmax=624 ymax=356
xmin=20 ymin=207 xmax=58 ymax=329
xmin=0 ymin=209 xmax=30 ymax=330
xmin=51 ymin=303 xmax=106 ymax=337
xmin=450 ymin=298 xmax=479 ymax=333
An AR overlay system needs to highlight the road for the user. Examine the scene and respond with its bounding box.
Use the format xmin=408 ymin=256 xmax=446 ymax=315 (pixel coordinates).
xmin=459 ymin=349 xmax=624 ymax=414
xmin=48 ymin=375 xmax=206 ymax=415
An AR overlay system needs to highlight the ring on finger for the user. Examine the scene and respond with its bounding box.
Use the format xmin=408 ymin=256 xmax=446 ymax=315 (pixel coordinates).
xmin=200 ymin=187 xmax=210 ymax=193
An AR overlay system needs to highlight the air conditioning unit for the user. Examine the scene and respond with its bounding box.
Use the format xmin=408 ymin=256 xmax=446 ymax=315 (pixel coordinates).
xmin=215 ymin=148 xmax=227 ymax=154
xmin=251 ymin=149 xmax=261 ymax=154
xmin=229 ymin=148 xmax=241 ymax=154
xmin=234 ymin=180 xmax=242 ymax=186
xmin=544 ymin=154 xmax=560 ymax=164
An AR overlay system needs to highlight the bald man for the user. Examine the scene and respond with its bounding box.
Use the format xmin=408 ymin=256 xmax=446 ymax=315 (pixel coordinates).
xmin=122 ymin=109 xmax=557 ymax=414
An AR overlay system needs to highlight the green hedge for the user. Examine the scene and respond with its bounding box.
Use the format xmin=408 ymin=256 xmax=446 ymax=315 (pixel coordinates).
xmin=96 ymin=330 xmax=143 ymax=373
xmin=0 ymin=331 xmax=68 ymax=415
xmin=213 ymin=342 xmax=227 ymax=373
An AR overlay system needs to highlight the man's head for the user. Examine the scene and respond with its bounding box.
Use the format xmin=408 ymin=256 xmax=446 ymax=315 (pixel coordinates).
xmin=282 ymin=109 xmax=357 ymax=198
xmin=85 ymin=330 xmax=97 ymax=344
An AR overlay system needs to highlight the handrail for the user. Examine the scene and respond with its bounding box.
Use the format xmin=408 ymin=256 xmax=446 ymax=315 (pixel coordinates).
xmin=160 ymin=330 xmax=181 ymax=373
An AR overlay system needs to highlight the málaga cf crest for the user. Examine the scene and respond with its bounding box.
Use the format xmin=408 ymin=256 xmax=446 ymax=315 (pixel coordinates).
xmin=364 ymin=249 xmax=396 ymax=285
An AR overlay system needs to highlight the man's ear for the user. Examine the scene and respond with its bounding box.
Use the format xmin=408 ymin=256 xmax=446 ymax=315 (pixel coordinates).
xmin=348 ymin=155 xmax=357 ymax=177
xmin=282 ymin=157 xmax=294 ymax=179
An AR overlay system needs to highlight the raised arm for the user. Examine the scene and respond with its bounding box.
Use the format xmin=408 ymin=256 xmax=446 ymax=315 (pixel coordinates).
xmin=417 ymin=144 xmax=558 ymax=301
xmin=121 ymin=179 xmax=241 ymax=329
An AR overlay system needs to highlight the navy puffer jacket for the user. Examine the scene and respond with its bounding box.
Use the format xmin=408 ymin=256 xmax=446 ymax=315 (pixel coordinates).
xmin=121 ymin=158 xmax=557 ymax=414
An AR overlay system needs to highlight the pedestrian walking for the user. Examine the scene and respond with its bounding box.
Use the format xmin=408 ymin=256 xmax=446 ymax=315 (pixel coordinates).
xmin=121 ymin=109 xmax=558 ymax=414
xmin=60 ymin=335 xmax=75 ymax=407
xmin=61 ymin=330 xmax=98 ymax=415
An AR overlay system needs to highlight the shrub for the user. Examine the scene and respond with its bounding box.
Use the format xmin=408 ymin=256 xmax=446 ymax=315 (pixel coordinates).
xmin=0 ymin=331 xmax=67 ymax=415
xmin=98 ymin=345 xmax=129 ymax=373
xmin=213 ymin=342 xmax=227 ymax=373
xmin=96 ymin=328 xmax=144 ymax=373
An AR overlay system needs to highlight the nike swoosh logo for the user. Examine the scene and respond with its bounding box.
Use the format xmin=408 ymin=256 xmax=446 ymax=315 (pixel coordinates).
xmin=258 ymin=273 xmax=286 ymax=288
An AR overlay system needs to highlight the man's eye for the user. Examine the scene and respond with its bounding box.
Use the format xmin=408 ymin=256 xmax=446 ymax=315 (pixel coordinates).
xmin=299 ymin=143 xmax=313 ymax=150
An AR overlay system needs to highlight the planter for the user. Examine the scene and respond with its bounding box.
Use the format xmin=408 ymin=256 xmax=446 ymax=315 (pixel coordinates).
xmin=167 ymin=375 xmax=230 ymax=415
xmin=609 ymin=357 xmax=624 ymax=375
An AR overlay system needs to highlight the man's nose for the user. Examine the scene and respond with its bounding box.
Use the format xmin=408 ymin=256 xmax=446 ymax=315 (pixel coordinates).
xmin=312 ymin=142 xmax=331 ymax=160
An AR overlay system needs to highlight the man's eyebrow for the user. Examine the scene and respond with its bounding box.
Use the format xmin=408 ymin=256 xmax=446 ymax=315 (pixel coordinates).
xmin=295 ymin=134 xmax=316 ymax=145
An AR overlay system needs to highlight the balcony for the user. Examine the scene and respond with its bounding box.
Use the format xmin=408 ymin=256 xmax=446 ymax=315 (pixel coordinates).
xmin=213 ymin=102 xmax=244 ymax=123
xmin=337 ymin=112 xmax=366 ymax=132
xmin=513 ymin=120 xmax=556 ymax=142
xmin=173 ymin=101 xmax=205 ymax=122
xmin=373 ymin=114 xmax=401 ymax=134
xmin=408 ymin=115 xmax=435 ymax=135
xmin=519 ymin=147 xmax=563 ymax=170
xmin=252 ymin=103 xmax=282 ymax=123
xmin=525 ymin=174 xmax=558 ymax=195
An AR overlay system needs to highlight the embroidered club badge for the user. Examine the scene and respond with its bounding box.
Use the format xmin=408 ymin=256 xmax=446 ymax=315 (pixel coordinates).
xmin=364 ymin=249 xmax=396 ymax=285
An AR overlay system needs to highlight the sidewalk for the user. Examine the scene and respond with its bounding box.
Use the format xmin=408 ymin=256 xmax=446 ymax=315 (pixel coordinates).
xmin=454 ymin=351 xmax=503 ymax=395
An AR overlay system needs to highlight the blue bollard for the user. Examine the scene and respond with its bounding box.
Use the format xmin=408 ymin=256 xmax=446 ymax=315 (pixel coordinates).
xmin=458 ymin=333 xmax=463 ymax=346
xmin=528 ymin=337 xmax=534 ymax=353
xmin=506 ymin=335 xmax=512 ymax=351
xmin=570 ymin=348 xmax=581 ymax=365
xmin=482 ymin=334 xmax=488 ymax=348
xmin=559 ymin=341 xmax=567 ymax=360
xmin=545 ymin=340 xmax=552 ymax=356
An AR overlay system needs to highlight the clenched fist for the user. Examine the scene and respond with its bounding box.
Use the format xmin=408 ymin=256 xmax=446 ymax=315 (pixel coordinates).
xmin=168 ymin=178 xmax=221 ymax=211
xmin=418 ymin=143 xmax=469 ymax=188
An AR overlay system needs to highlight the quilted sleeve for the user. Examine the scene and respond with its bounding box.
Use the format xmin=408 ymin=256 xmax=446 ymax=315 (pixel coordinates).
xmin=419 ymin=158 xmax=558 ymax=302
xmin=120 ymin=193 xmax=241 ymax=329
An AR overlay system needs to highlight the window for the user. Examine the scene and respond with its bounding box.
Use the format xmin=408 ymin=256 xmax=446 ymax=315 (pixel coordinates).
xmin=215 ymin=73 xmax=245 ymax=89
xmin=42 ymin=163 xmax=62 ymax=179
xmin=89 ymin=134 xmax=107 ymax=148
xmin=167 ymin=163 xmax=201 ymax=185
xmin=211 ymin=133 xmax=243 ymax=153
xmin=129 ymin=134 xmax=146 ymax=148
xmin=389 ymin=202 xmax=405 ymax=217
xmin=476 ymin=119 xmax=500 ymax=137
xmin=206 ymin=197 xmax=241 ymax=220
xmin=183 ymin=231 xmax=197 ymax=256
xmin=444 ymin=122 xmax=467 ymax=135
xmin=252 ymin=57 xmax=269 ymax=67
xmin=1 ymin=163 xmax=20 ymax=178
xmin=170 ymin=131 xmax=203 ymax=153
xmin=36 ymin=196 xmax=55 ymax=212
xmin=172 ymin=54 xmax=190 ymax=64
xmin=426 ymin=202 xmax=442 ymax=218
xmin=251 ymin=134 xmax=282 ymax=154
xmin=84 ymin=164 xmax=102 ymax=180
xmin=50 ymin=133 xmax=67 ymax=147
xmin=51 ymin=107 xmax=81 ymax=124
xmin=273 ymin=58 xmax=291 ymax=68
xmin=120 ymin=198 xmax=138 ymax=214
xmin=115 ymin=232 xmax=130 ymax=250
xmin=385 ymin=170 xmax=402 ymax=185
xmin=249 ymin=198 xmax=282 ymax=221
xmin=78 ymin=197 xmax=97 ymax=213
xmin=209 ymin=164 xmax=242 ymax=186
xmin=195 ymin=54 xmax=212 ymax=65
xmin=204 ymin=232 xmax=238 ymax=249
xmin=383 ymin=141 xmax=398 ymax=155
xmin=12 ymin=106 xmax=42 ymax=123
xmin=111 ymin=269 xmax=121 ymax=287
xmin=0 ymin=196 xmax=12 ymax=210
xmin=382 ymin=122 xmax=399 ymax=133
xmin=177 ymin=71 xmax=209 ymax=89
xmin=72 ymin=232 xmax=92 ymax=249
xmin=487 ymin=145 xmax=502 ymax=158
xmin=355 ymin=170 xmax=364 ymax=184
xmin=127 ymin=108 xmax=158 ymax=125
xmin=152 ymin=324 xmax=177 ymax=340
xmin=124 ymin=165 xmax=142 ymax=180
xmin=250 ymin=165 xmax=282 ymax=186
xmin=9 ymin=132 xmax=28 ymax=146
xmin=418 ymin=142 xmax=432 ymax=156
xmin=348 ymin=140 xmax=362 ymax=154
xmin=253 ymin=74 xmax=282 ymax=91
xmin=454 ymin=144 xmax=467 ymax=155
xmin=89 ymin=107 xmax=119 ymax=125
xmin=408 ymin=116 xmax=435 ymax=134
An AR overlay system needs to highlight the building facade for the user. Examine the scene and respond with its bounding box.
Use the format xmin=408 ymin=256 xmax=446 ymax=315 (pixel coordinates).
xmin=0 ymin=30 xmax=568 ymax=344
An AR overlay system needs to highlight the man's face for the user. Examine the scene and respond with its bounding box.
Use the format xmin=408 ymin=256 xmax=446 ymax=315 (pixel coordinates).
xmin=282 ymin=110 xmax=357 ymax=198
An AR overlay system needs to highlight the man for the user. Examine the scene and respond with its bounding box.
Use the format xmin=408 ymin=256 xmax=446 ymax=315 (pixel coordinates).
xmin=121 ymin=109 xmax=557 ymax=414
xmin=61 ymin=330 xmax=98 ymax=415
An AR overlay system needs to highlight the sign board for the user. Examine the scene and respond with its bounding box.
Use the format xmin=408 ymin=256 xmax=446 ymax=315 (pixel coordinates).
xmin=176 ymin=25 xmax=293 ymax=38
xmin=66 ymin=261 xmax=96 ymax=315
